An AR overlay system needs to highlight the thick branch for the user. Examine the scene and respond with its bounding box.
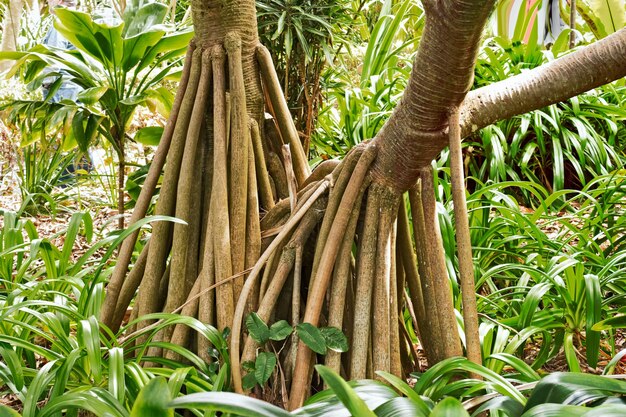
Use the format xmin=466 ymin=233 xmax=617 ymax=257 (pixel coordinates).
xmin=371 ymin=0 xmax=496 ymax=190
xmin=461 ymin=28 xmax=626 ymax=137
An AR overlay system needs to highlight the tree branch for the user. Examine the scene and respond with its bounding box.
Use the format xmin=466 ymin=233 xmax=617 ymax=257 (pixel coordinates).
xmin=461 ymin=28 xmax=626 ymax=137
xmin=370 ymin=0 xmax=496 ymax=190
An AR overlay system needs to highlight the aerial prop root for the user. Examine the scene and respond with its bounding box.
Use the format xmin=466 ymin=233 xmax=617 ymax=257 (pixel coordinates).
xmin=230 ymin=178 xmax=332 ymax=394
xmin=229 ymin=143 xmax=375 ymax=395
xmin=113 ymin=45 xmax=205 ymax=345
xmin=100 ymin=43 xmax=196 ymax=333
xmin=227 ymin=140 xmax=432 ymax=405
xmin=274 ymin=149 xmax=459 ymax=409
xmin=283 ymin=144 xmax=378 ymax=407
xmin=102 ymin=35 xmax=304 ymax=354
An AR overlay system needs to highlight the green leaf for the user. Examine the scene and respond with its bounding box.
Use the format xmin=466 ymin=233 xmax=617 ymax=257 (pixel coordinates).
xmin=23 ymin=361 xmax=57 ymax=417
xmin=315 ymin=365 xmax=377 ymax=417
xmin=0 ymin=405 xmax=21 ymax=417
xmin=170 ymin=392 xmax=292 ymax=417
xmin=603 ymin=349 xmax=626 ymax=376
xmin=54 ymin=8 xmax=124 ymax=68
xmin=0 ymin=51 xmax=28 ymax=60
xmin=121 ymin=313 xmax=227 ymax=369
xmin=59 ymin=212 xmax=89 ymax=274
xmin=320 ymin=327 xmax=348 ymax=353
xmin=122 ymin=29 xmax=167 ymax=72
xmin=0 ymin=347 xmax=24 ymax=393
xmin=243 ymin=373 xmax=258 ymax=391
xmin=552 ymin=133 xmax=564 ymax=191
xmin=593 ymin=315 xmax=626 ymax=331
xmin=145 ymin=87 xmax=174 ymax=116
xmin=524 ymin=372 xmax=626 ymax=411
xmin=49 ymin=349 xmax=82 ymax=403
xmin=134 ymin=126 xmax=164 ymax=146
xmin=585 ymin=0 xmax=626 ymax=37
xmin=474 ymin=396 xmax=524 ymax=417
xmin=487 ymin=353 xmax=541 ymax=381
xmin=80 ymin=215 xmax=188 ymax=313
xmin=254 ymin=352 xmax=277 ymax=386
xmin=583 ymin=404 xmax=626 ymax=416
xmin=284 ymin=29 xmax=292 ymax=58
xmin=520 ymin=404 xmax=587 ymax=417
xmin=584 ymin=274 xmax=602 ymax=368
xmin=518 ymin=282 xmax=552 ymax=329
xmin=413 ymin=357 xmax=525 ymax=403
xmin=78 ymin=316 xmax=103 ymax=384
xmin=130 ymin=377 xmax=173 ymax=417
xmin=108 ymin=347 xmax=125 ymax=403
xmin=430 ymin=397 xmax=470 ymax=417
xmin=296 ymin=323 xmax=327 ymax=354
xmin=123 ymin=2 xmax=167 ymax=37
xmin=135 ymin=30 xmax=193 ymax=73
xmin=246 ymin=313 xmax=270 ymax=344
xmin=375 ymin=371 xmax=431 ymax=415
xmin=120 ymin=94 xmax=148 ymax=106
xmin=166 ymin=367 xmax=194 ymax=398
xmin=39 ymin=388 xmax=128 ymax=417
xmin=373 ymin=397 xmax=428 ymax=417
xmin=77 ymin=86 xmax=109 ymax=105
xmin=269 ymin=320 xmax=293 ymax=341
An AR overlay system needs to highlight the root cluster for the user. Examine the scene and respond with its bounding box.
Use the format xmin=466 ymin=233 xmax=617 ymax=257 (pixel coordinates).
xmin=102 ymin=36 xmax=477 ymax=410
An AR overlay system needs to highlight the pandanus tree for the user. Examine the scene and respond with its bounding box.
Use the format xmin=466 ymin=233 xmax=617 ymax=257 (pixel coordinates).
xmin=100 ymin=0 xmax=626 ymax=409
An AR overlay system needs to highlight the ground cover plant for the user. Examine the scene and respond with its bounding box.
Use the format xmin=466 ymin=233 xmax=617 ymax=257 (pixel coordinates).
xmin=0 ymin=210 xmax=229 ymax=415
xmin=2 ymin=176 xmax=626 ymax=415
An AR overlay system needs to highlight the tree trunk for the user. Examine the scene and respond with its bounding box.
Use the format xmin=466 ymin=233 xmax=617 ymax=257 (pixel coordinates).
xmin=569 ymin=0 xmax=577 ymax=48
xmin=101 ymin=0 xmax=309 ymax=353
xmin=117 ymin=146 xmax=125 ymax=230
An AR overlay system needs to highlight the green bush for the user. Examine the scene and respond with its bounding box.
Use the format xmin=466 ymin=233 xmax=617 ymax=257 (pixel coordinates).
xmin=0 ymin=211 xmax=228 ymax=417
xmin=433 ymin=173 xmax=626 ymax=372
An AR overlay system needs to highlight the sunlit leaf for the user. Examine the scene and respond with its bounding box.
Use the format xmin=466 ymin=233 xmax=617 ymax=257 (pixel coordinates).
xmin=130 ymin=377 xmax=173 ymax=417
xmin=296 ymin=323 xmax=327 ymax=355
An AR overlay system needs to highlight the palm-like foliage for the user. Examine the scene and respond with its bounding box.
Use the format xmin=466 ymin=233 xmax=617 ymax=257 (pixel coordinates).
xmin=16 ymin=141 xmax=76 ymax=214
xmin=2 ymin=1 xmax=191 ymax=152
xmin=575 ymin=0 xmax=626 ymax=40
xmin=257 ymin=0 xmax=352 ymax=150
xmin=0 ymin=0 xmax=192 ymax=224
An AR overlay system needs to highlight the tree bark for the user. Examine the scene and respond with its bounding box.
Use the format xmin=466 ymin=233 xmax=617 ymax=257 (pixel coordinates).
xmin=370 ymin=0 xmax=496 ymax=191
xmin=192 ymin=0 xmax=263 ymax=121
xmin=462 ymin=28 xmax=626 ymax=138
xmin=117 ymin=147 xmax=125 ymax=230
xmin=371 ymin=23 xmax=626 ymax=193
